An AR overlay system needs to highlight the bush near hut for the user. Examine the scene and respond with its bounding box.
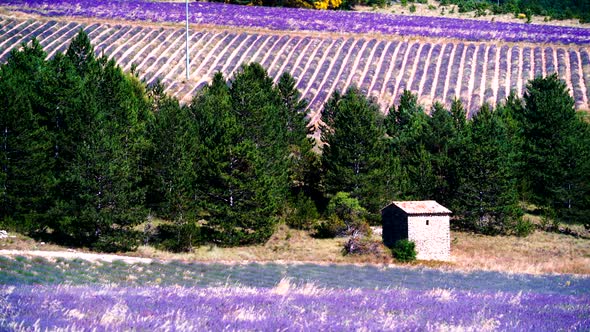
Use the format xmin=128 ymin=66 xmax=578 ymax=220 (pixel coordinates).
xmin=392 ymin=239 xmax=417 ymax=262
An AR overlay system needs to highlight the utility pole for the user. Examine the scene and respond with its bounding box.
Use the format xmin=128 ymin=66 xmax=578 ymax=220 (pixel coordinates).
xmin=186 ymin=0 xmax=189 ymax=81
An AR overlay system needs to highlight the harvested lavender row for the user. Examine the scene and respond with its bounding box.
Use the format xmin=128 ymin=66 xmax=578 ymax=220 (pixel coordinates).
xmin=410 ymin=43 xmax=431 ymax=92
xmin=421 ymin=44 xmax=441 ymax=98
xmin=371 ymin=41 xmax=398 ymax=96
xmin=2 ymin=0 xmax=589 ymax=45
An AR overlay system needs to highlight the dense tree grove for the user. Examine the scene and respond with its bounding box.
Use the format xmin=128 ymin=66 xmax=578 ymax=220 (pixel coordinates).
xmin=439 ymin=0 xmax=590 ymax=23
xmin=1 ymin=31 xmax=151 ymax=251
xmin=1 ymin=32 xmax=588 ymax=252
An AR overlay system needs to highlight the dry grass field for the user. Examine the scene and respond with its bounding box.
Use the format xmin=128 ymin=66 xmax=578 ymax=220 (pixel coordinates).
xmin=3 ymin=223 xmax=588 ymax=275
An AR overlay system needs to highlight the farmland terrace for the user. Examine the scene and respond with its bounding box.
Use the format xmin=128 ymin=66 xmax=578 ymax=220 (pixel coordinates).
xmin=0 ymin=1 xmax=589 ymax=122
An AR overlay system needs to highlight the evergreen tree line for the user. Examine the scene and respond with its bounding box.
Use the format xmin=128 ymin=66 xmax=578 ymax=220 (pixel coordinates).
xmin=321 ymin=80 xmax=590 ymax=236
xmin=1 ymin=30 xmax=588 ymax=252
xmin=439 ymin=0 xmax=590 ymax=23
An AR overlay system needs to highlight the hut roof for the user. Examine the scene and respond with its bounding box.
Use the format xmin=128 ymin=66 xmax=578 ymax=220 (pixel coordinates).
xmin=384 ymin=200 xmax=451 ymax=215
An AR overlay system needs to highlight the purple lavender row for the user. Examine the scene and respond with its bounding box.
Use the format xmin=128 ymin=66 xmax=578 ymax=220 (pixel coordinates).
xmin=1 ymin=0 xmax=589 ymax=45
xmin=2 ymin=284 xmax=589 ymax=331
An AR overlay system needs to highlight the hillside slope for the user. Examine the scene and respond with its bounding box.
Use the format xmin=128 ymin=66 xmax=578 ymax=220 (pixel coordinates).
xmin=1 ymin=15 xmax=588 ymax=123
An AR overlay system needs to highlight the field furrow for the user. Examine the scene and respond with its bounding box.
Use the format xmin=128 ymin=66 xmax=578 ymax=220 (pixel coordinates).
xmin=269 ymin=36 xmax=302 ymax=81
xmin=302 ymin=38 xmax=343 ymax=100
xmin=198 ymin=33 xmax=247 ymax=85
xmin=0 ymin=20 xmax=43 ymax=59
xmin=162 ymin=31 xmax=206 ymax=85
xmin=360 ymin=40 xmax=386 ymax=96
xmin=370 ymin=40 xmax=396 ymax=100
xmin=298 ymin=38 xmax=335 ymax=95
xmin=395 ymin=42 xmax=420 ymax=103
xmin=496 ymin=45 xmax=509 ymax=105
xmin=581 ymin=50 xmax=590 ymax=104
xmin=467 ymin=44 xmax=485 ymax=112
xmin=410 ymin=43 xmax=430 ymax=96
xmin=485 ymin=44 xmax=499 ymax=104
xmin=381 ymin=41 xmax=406 ymax=107
xmin=458 ymin=44 xmax=476 ymax=106
xmin=337 ymin=38 xmax=367 ymax=96
xmin=569 ymin=50 xmax=586 ymax=107
xmin=442 ymin=44 xmax=463 ymax=102
xmin=266 ymin=35 xmax=296 ymax=79
xmin=1 ymin=17 xmax=588 ymax=118
xmin=420 ymin=43 xmax=441 ymax=101
xmin=520 ymin=47 xmax=535 ymax=85
xmin=509 ymin=46 xmax=520 ymax=95
xmin=310 ymin=38 xmax=358 ymax=112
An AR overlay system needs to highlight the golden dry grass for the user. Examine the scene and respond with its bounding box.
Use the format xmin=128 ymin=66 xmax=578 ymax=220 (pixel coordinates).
xmin=451 ymin=230 xmax=590 ymax=275
xmin=134 ymin=224 xmax=361 ymax=264
xmin=2 ymin=224 xmax=589 ymax=275
xmin=0 ymin=233 xmax=68 ymax=252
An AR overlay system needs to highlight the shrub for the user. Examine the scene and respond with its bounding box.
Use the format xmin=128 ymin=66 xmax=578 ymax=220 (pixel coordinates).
xmin=540 ymin=208 xmax=559 ymax=231
xmin=325 ymin=192 xmax=370 ymax=236
xmin=475 ymin=7 xmax=486 ymax=17
xmin=409 ymin=4 xmax=416 ymax=12
xmin=92 ymin=231 xmax=141 ymax=253
xmin=392 ymin=239 xmax=416 ymax=262
xmin=525 ymin=9 xmax=533 ymax=23
xmin=367 ymin=0 xmax=387 ymax=8
xmin=513 ymin=218 xmax=534 ymax=237
xmin=314 ymin=215 xmax=347 ymax=238
xmin=286 ymin=192 xmax=320 ymax=230
xmin=343 ymin=236 xmax=381 ymax=255
xmin=154 ymin=222 xmax=202 ymax=253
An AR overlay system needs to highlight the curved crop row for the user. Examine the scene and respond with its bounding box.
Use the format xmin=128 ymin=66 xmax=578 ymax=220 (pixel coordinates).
xmin=1 ymin=17 xmax=588 ymax=123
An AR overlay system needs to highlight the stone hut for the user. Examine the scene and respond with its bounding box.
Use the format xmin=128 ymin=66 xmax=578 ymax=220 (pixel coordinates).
xmin=381 ymin=200 xmax=451 ymax=261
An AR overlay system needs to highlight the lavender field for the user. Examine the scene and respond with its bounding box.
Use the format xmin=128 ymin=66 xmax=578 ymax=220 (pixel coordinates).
xmin=0 ymin=16 xmax=588 ymax=118
xmin=2 ymin=0 xmax=590 ymax=45
xmin=0 ymin=256 xmax=589 ymax=330
xmin=2 ymin=284 xmax=589 ymax=331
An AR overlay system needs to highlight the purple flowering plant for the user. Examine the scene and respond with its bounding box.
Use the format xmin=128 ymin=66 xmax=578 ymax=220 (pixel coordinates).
xmin=0 ymin=0 xmax=589 ymax=45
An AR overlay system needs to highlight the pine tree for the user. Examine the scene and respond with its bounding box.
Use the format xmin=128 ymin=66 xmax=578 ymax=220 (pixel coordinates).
xmin=384 ymin=90 xmax=433 ymax=200
xmin=519 ymin=74 xmax=579 ymax=214
xmin=450 ymin=97 xmax=467 ymax=133
xmin=384 ymin=90 xmax=423 ymax=137
xmin=144 ymin=81 xmax=196 ymax=221
xmin=228 ymin=63 xmax=290 ymax=223
xmin=276 ymin=72 xmax=321 ymax=203
xmin=550 ymin=116 xmax=590 ymax=222
xmin=192 ymin=72 xmax=282 ymax=245
xmin=66 ymin=28 xmax=95 ymax=75
xmin=424 ymin=102 xmax=458 ymax=205
xmin=446 ymin=98 xmax=469 ymax=211
xmin=0 ymin=39 xmax=54 ymax=232
xmin=320 ymin=87 xmax=386 ymax=213
xmin=276 ymin=72 xmax=309 ymax=145
xmin=48 ymin=31 xmax=150 ymax=250
xmin=455 ymin=104 xmax=521 ymax=234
